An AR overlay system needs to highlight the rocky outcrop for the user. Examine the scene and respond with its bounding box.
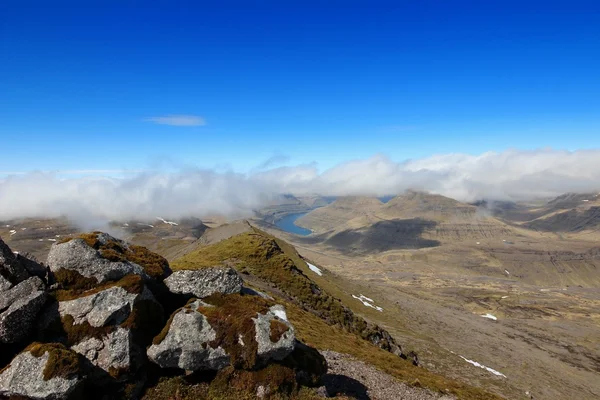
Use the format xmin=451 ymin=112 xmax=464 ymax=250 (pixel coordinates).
xmin=1 ymin=231 xmax=328 ymax=399
xmin=148 ymin=295 xmax=295 ymax=372
xmin=147 ymin=299 xmax=230 ymax=371
xmin=47 ymin=238 xmax=148 ymax=284
xmin=0 ymin=277 xmax=47 ymax=343
xmin=0 ymin=343 xmax=84 ymax=400
xmin=253 ymin=305 xmax=295 ymax=363
xmin=163 ymin=267 xmax=243 ymax=299
xmin=0 ymin=238 xmax=30 ymax=285
xmin=55 ymin=275 xmax=163 ymax=380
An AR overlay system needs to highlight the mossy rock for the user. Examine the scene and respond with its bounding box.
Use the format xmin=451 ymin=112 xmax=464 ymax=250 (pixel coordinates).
xmin=25 ymin=342 xmax=84 ymax=381
xmin=58 ymin=232 xmax=171 ymax=281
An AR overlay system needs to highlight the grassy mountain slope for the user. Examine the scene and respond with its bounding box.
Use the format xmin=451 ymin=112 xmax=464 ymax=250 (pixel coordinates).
xmin=170 ymin=227 xmax=503 ymax=400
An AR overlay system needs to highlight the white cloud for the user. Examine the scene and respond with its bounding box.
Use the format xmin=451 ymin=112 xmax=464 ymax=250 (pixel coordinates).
xmin=1 ymin=149 xmax=600 ymax=225
xmin=144 ymin=115 xmax=206 ymax=126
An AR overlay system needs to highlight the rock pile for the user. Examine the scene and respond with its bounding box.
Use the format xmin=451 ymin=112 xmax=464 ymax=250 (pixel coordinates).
xmin=0 ymin=232 xmax=326 ymax=399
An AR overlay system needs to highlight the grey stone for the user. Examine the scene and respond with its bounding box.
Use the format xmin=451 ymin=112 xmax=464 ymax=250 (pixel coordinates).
xmin=0 ymin=349 xmax=82 ymax=399
xmin=164 ymin=267 xmax=243 ymax=299
xmin=71 ymin=327 xmax=133 ymax=379
xmin=0 ymin=238 xmax=30 ymax=285
xmin=58 ymin=286 xmax=140 ymax=327
xmin=0 ymin=275 xmax=11 ymax=292
xmin=47 ymin=238 xmax=148 ymax=283
xmin=253 ymin=305 xmax=295 ymax=363
xmin=0 ymin=290 xmax=47 ymax=343
xmin=147 ymin=302 xmax=230 ymax=371
xmin=0 ymin=276 xmax=45 ymax=312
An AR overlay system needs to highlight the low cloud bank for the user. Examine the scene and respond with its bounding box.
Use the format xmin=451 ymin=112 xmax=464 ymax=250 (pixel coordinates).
xmin=1 ymin=149 xmax=599 ymax=223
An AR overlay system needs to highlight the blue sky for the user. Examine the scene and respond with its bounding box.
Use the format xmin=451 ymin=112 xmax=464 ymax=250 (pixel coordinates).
xmin=2 ymin=0 xmax=600 ymax=175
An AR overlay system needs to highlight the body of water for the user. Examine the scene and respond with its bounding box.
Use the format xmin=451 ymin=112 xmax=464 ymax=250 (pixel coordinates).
xmin=274 ymin=212 xmax=312 ymax=236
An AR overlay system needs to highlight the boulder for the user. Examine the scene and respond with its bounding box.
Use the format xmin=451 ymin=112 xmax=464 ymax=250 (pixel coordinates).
xmin=0 ymin=238 xmax=30 ymax=285
xmin=0 ymin=343 xmax=84 ymax=399
xmin=56 ymin=275 xmax=163 ymax=380
xmin=147 ymin=299 xmax=230 ymax=371
xmin=253 ymin=305 xmax=295 ymax=363
xmin=164 ymin=267 xmax=243 ymax=299
xmin=0 ymin=277 xmax=47 ymax=343
xmin=47 ymin=239 xmax=148 ymax=284
xmin=148 ymin=295 xmax=296 ymax=372
xmin=58 ymin=285 xmax=142 ymax=328
xmin=71 ymin=327 xmax=133 ymax=379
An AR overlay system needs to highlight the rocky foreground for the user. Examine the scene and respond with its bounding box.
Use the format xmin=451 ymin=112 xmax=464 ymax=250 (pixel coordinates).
xmin=0 ymin=232 xmax=326 ymax=399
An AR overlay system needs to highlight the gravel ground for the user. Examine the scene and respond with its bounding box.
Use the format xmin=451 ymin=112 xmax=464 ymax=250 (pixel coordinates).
xmin=318 ymin=351 xmax=456 ymax=400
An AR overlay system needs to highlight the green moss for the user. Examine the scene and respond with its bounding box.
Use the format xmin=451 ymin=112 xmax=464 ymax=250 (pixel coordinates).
xmin=141 ymin=376 xmax=210 ymax=400
xmin=270 ymin=319 xmax=289 ymax=343
xmin=61 ymin=314 xmax=114 ymax=345
xmin=26 ymin=342 xmax=82 ymax=381
xmin=200 ymin=293 xmax=272 ymax=369
xmin=53 ymin=269 xmax=99 ymax=292
xmin=54 ymin=274 xmax=144 ymax=302
xmin=208 ymin=364 xmax=297 ymax=399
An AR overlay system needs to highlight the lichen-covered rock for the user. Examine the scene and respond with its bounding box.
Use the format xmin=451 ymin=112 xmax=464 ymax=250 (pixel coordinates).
xmin=148 ymin=294 xmax=296 ymax=372
xmin=71 ymin=327 xmax=133 ymax=379
xmin=56 ymin=275 xmax=163 ymax=380
xmin=58 ymin=285 xmax=142 ymax=328
xmin=147 ymin=299 xmax=231 ymax=371
xmin=0 ymin=278 xmax=47 ymax=343
xmin=253 ymin=305 xmax=295 ymax=363
xmin=0 ymin=238 xmax=30 ymax=285
xmin=163 ymin=267 xmax=243 ymax=299
xmin=48 ymin=239 xmax=148 ymax=284
xmin=0 ymin=343 xmax=84 ymax=399
xmin=0 ymin=276 xmax=45 ymax=311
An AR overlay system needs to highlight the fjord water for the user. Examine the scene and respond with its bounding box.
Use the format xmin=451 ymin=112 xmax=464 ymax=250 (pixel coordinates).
xmin=275 ymin=212 xmax=312 ymax=236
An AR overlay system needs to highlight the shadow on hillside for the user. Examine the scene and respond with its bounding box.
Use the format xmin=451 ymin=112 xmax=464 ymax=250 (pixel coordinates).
xmin=323 ymin=218 xmax=441 ymax=254
xmin=322 ymin=374 xmax=370 ymax=399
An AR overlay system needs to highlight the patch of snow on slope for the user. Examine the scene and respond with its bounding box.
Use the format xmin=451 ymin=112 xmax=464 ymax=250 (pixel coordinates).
xmin=459 ymin=355 xmax=507 ymax=378
xmin=272 ymin=309 xmax=288 ymax=321
xmin=156 ymin=217 xmax=179 ymax=226
xmin=352 ymin=294 xmax=383 ymax=312
xmin=9 ymin=230 xmax=16 ymax=236
xmin=481 ymin=314 xmax=497 ymax=320
xmin=137 ymin=223 xmax=154 ymax=228
xmin=501 ymin=296 xmax=509 ymax=299
xmin=504 ymin=269 xmax=510 ymax=275
xmin=47 ymin=239 xmax=57 ymax=242
xmin=306 ymin=262 xmax=323 ymax=276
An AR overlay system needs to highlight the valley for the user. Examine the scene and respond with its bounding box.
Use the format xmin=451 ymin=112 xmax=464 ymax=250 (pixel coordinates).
xmin=1 ymin=191 xmax=599 ymax=399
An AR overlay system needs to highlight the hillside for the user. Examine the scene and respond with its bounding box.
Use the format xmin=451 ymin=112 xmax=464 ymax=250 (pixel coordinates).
xmin=295 ymin=191 xmax=516 ymax=254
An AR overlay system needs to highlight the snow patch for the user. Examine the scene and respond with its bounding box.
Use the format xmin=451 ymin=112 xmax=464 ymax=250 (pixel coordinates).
xmin=307 ymin=262 xmax=323 ymax=276
xmin=272 ymin=309 xmax=288 ymax=321
xmin=5 ymin=225 xmax=10 ymax=228
xmin=9 ymin=230 xmax=17 ymax=236
xmin=481 ymin=313 xmax=497 ymax=321
xmin=582 ymin=199 xmax=589 ymax=202
xmin=476 ymin=242 xmax=480 ymax=245
xmin=458 ymin=355 xmax=507 ymax=378
xmin=352 ymin=294 xmax=383 ymax=312
xmin=501 ymin=296 xmax=509 ymax=299
xmin=21 ymin=228 xmax=26 ymax=230
xmin=137 ymin=223 xmax=154 ymax=228
xmin=540 ymin=289 xmax=550 ymax=292
xmin=156 ymin=217 xmax=178 ymax=226
xmin=47 ymin=239 xmax=57 ymax=242
xmin=504 ymin=269 xmax=510 ymax=275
